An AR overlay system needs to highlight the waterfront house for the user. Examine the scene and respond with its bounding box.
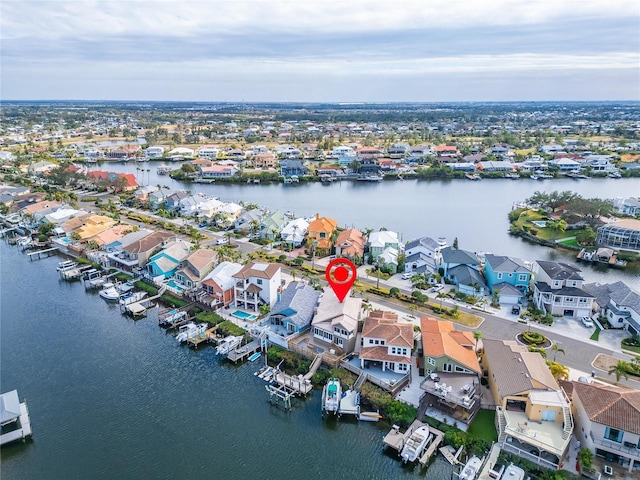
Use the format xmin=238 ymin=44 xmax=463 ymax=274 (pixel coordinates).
xmin=168 ymin=147 xmax=195 ymax=158
xmin=307 ymin=214 xmax=338 ymax=251
xmin=281 ymin=218 xmax=309 ymax=248
xmin=144 ymin=146 xmax=165 ymax=158
xmin=107 ymin=230 xmax=175 ymax=272
xmin=259 ymin=210 xmax=287 ymax=241
xmin=280 ymin=159 xmax=307 ymax=177
xmin=476 ymin=161 xmax=515 ymax=173
xmin=86 ymin=170 xmax=138 ymax=192
xmin=548 ymin=158 xmax=580 ymax=173
xmin=200 ymin=164 xmax=238 ymax=178
xmin=73 ymin=214 xmax=117 ymax=241
xmin=145 ymin=239 xmax=192 ymax=282
xmin=92 ymin=224 xmax=133 ymax=249
xmin=482 ymin=339 xmax=573 ymax=469
xmin=532 ymin=261 xmax=594 ymax=318
xmin=418 ymin=317 xmax=482 ymax=424
xmin=311 ymin=290 xmax=362 ymax=354
xmin=615 ymin=197 xmax=640 ymax=217
xmin=368 ymin=230 xmax=400 ymax=260
xmin=234 ymin=208 xmax=264 ymax=233
xmin=196 ymin=145 xmax=219 ymax=159
xmin=263 ymin=281 xmax=321 ymax=347
xmin=404 ymin=236 xmax=445 ymax=275
xmin=334 ymin=228 xmax=365 ymax=262
xmin=201 ymin=261 xmax=243 ymax=307
xmin=196 ymin=198 xmax=224 ymax=219
xmin=583 ymin=281 xmax=640 ymax=334
xmin=356 ymin=146 xmax=383 ymax=160
xmin=569 ymin=381 xmax=640 ymax=474
xmin=435 ymin=145 xmax=459 ymax=158
xmin=445 ymin=162 xmax=476 ymax=172
xmin=40 ymin=207 xmax=86 ymax=226
xmin=174 ymin=248 xmax=217 ymax=289
xmin=359 ymin=311 xmax=413 ymax=374
xmin=253 ymin=153 xmax=276 ymax=169
xmin=387 ymin=143 xmax=410 ymax=159
xmin=484 ymin=254 xmax=532 ymax=304
xmin=596 ymin=219 xmax=640 ymax=254
xmin=331 ymin=145 xmax=356 ymax=159
xmin=233 ymin=262 xmax=282 ymax=311
xmin=217 ymin=202 xmax=243 ymax=223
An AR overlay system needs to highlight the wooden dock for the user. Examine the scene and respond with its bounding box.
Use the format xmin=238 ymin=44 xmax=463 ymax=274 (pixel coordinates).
xmin=383 ymin=420 xmax=444 ymax=464
xmin=273 ymin=371 xmax=313 ymax=394
xmin=226 ymin=339 xmax=261 ymax=362
xmin=186 ymin=327 xmax=218 ymax=348
xmin=27 ymin=247 xmax=57 ymax=259
xmin=440 ymin=444 xmax=464 ymax=465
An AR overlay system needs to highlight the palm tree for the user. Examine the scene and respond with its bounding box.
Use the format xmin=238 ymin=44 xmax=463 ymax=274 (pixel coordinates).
xmin=551 ymin=343 xmax=565 ymax=362
xmin=608 ymin=360 xmax=629 ymax=383
xmin=473 ymin=331 xmax=483 ymax=353
xmin=548 ymin=361 xmax=570 ymax=381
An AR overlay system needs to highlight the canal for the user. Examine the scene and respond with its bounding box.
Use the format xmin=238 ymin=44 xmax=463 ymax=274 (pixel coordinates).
xmin=0 ymin=241 xmax=453 ymax=479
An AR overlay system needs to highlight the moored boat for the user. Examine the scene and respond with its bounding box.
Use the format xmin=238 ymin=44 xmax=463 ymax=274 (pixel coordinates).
xmin=119 ymin=291 xmax=147 ymax=306
xmin=99 ymin=282 xmax=120 ymax=301
xmin=322 ymin=378 xmax=342 ymax=415
xmin=400 ymin=425 xmax=430 ymax=463
xmin=215 ymin=335 xmax=243 ymax=355
xmin=459 ymin=455 xmax=483 ymax=480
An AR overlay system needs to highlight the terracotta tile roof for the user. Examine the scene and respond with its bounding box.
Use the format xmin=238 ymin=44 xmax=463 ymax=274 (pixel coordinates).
xmin=308 ymin=215 xmax=338 ymax=250
xmin=359 ymin=346 xmax=412 ymax=363
xmin=233 ymin=261 xmax=280 ymax=280
xmin=125 ymin=231 xmax=174 ymax=254
xmin=420 ymin=317 xmax=480 ymax=374
xmin=22 ymin=200 xmax=62 ymax=215
xmin=185 ymin=248 xmax=217 ymax=271
xmin=335 ymin=228 xmax=364 ymax=257
xmin=362 ymin=311 xmax=413 ymax=348
xmin=572 ymin=381 xmax=640 ymax=435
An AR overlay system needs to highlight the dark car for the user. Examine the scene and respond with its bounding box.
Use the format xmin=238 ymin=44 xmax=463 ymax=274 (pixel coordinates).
xmin=511 ymin=305 xmax=521 ymax=315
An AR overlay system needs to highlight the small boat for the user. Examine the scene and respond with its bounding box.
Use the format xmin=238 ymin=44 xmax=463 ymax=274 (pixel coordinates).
xmin=322 ymin=378 xmax=342 ymax=415
xmin=609 ymin=171 xmax=622 ymax=179
xmin=119 ymin=291 xmax=147 ymax=306
xmin=160 ymin=309 xmax=187 ymax=326
xmin=459 ymin=455 xmax=483 ymax=480
xmin=117 ymin=281 xmax=135 ymax=294
xmin=248 ymin=351 xmax=262 ymax=362
xmin=215 ymin=335 xmax=243 ymax=355
xmin=175 ymin=322 xmax=197 ymax=342
xmin=57 ymin=260 xmax=77 ymax=271
xmin=99 ymin=282 xmax=120 ymax=301
xmin=400 ymin=425 xmax=431 ymax=463
xmin=529 ymin=174 xmax=539 ymax=180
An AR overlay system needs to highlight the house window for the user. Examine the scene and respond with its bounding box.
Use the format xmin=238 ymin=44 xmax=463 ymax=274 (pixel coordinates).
xmin=369 ymin=339 xmax=374 ymax=344
xmin=518 ymin=274 xmax=527 ymax=282
xmin=398 ymin=363 xmax=408 ymax=371
xmin=443 ymin=363 xmax=453 ymax=372
xmin=427 ymin=357 xmax=436 ymax=366
xmin=604 ymin=427 xmax=623 ymax=443
xmin=497 ymin=273 xmax=503 ymax=280
xmin=374 ymin=340 xmax=379 ymax=345
xmin=391 ymin=347 xmax=396 ymax=354
xmin=320 ymin=232 xmax=326 ymax=238
xmin=579 ymin=298 xmax=587 ymax=304
xmin=454 ymin=366 xmax=468 ymax=373
xmin=257 ymin=279 xmax=263 ymax=285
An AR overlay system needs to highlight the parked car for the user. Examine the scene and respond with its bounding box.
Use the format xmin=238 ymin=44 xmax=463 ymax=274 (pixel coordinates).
xmin=511 ymin=305 xmax=521 ymax=315
xmin=215 ymin=238 xmax=227 ymax=245
xmin=401 ymin=272 xmax=413 ymax=280
xmin=430 ymin=284 xmax=444 ymax=293
xmin=581 ymin=316 xmax=594 ymax=328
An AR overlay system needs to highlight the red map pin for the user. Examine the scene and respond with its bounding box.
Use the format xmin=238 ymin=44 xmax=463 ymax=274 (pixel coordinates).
xmin=325 ymin=258 xmax=357 ymax=303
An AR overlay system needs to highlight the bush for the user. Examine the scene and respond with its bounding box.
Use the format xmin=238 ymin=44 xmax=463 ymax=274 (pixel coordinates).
xmin=217 ymin=320 xmax=247 ymax=339
xmin=134 ymin=281 xmax=158 ymax=295
xmin=389 ymin=287 xmax=400 ymax=297
xmin=195 ymin=311 xmax=225 ymax=325
xmin=522 ymin=331 xmax=547 ymax=345
xmin=385 ymin=401 xmax=417 ymax=428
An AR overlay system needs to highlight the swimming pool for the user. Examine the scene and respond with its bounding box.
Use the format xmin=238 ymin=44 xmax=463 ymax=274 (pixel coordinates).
xmin=166 ymin=279 xmax=186 ymax=292
xmin=231 ymin=310 xmax=258 ymax=321
xmin=531 ymin=220 xmax=548 ymax=228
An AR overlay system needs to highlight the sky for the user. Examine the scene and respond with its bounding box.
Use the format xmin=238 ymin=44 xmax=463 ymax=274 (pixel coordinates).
xmin=2 ymin=0 xmax=639 ymax=102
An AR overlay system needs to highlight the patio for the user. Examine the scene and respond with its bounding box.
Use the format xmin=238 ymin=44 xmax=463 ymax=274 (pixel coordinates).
xmin=502 ymin=409 xmax=570 ymax=459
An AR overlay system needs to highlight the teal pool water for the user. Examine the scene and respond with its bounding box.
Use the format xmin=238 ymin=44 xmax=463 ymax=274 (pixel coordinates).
xmin=232 ymin=310 xmax=257 ymax=320
xmin=166 ymin=279 xmax=186 ymax=292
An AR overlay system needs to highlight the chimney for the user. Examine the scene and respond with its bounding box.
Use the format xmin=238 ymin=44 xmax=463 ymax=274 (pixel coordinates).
xmin=315 ymin=213 xmax=319 ymax=220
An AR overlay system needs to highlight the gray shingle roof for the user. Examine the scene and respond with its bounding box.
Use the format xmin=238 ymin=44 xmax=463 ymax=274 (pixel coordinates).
xmin=536 ymin=260 xmax=584 ymax=281
xmin=441 ymin=247 xmax=478 ymax=265
xmin=583 ymin=281 xmax=640 ymax=314
xmin=269 ymin=282 xmax=321 ymax=329
xmin=405 ymin=236 xmax=440 ymax=251
xmin=534 ymin=282 xmax=593 ymax=298
xmin=485 ymin=253 xmax=529 ymax=273
xmin=449 ymin=264 xmax=486 ymax=289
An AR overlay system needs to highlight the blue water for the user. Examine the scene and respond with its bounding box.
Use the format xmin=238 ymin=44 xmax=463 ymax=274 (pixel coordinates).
xmin=232 ymin=309 xmax=258 ymax=320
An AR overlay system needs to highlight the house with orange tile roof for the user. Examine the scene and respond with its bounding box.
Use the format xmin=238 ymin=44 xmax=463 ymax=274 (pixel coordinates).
xmin=86 ymin=170 xmax=137 ymax=191
xmin=418 ymin=317 xmax=482 ymax=425
xmin=307 ymin=214 xmax=338 ymax=250
xmin=435 ymin=145 xmax=459 ymax=157
xmin=334 ymin=228 xmax=364 ymax=262
xmin=73 ymin=214 xmax=117 ymax=241
xmin=359 ymin=311 xmax=413 ymax=375
xmin=570 ymin=381 xmax=640 ymax=473
xmin=253 ymin=153 xmax=276 ymax=169
xmin=93 ymin=224 xmax=134 ymax=247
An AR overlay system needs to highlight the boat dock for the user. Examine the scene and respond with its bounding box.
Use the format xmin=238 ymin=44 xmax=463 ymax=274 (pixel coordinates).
xmin=60 ymin=264 xmax=93 ymax=280
xmin=226 ymin=338 xmax=261 ymax=362
xmin=272 ymin=371 xmax=313 ymax=394
xmin=27 ymin=247 xmax=57 ymax=260
xmin=440 ymin=444 xmax=464 ymax=465
xmin=186 ymin=326 xmax=218 ymax=348
xmin=383 ymin=420 xmax=444 ymax=465
xmin=0 ymin=391 xmax=32 ymax=446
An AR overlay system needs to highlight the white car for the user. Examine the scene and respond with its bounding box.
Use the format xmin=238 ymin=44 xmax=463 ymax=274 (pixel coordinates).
xmin=401 ymin=272 xmax=413 ymax=280
xmin=430 ymin=284 xmax=444 ymax=293
xmin=215 ymin=238 xmax=227 ymax=245
xmin=581 ymin=316 xmax=594 ymax=328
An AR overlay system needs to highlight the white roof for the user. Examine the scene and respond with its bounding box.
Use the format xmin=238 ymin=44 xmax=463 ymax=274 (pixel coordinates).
xmin=369 ymin=230 xmax=399 ymax=248
xmin=0 ymin=390 xmax=21 ymax=423
xmin=204 ymin=261 xmax=243 ymax=290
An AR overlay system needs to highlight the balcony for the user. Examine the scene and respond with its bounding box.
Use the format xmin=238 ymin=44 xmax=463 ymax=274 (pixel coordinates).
xmin=591 ymin=436 xmax=640 ymax=460
xmin=420 ymin=374 xmax=480 ymax=409
xmin=500 ymin=408 xmax=571 ymax=458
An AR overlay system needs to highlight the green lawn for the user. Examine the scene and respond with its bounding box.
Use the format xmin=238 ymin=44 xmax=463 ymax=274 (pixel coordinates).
xmin=590 ymin=326 xmax=601 ymax=341
xmin=467 ymin=409 xmax=497 ymax=443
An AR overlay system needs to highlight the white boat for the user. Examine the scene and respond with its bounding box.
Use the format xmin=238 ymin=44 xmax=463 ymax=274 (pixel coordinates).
xmin=56 ymin=260 xmax=77 ymax=271
xmin=358 ymin=411 xmax=382 ymax=422
xmin=322 ymin=378 xmax=342 ymax=414
xmin=459 ymin=455 xmax=483 ymax=480
xmin=175 ymin=322 xmax=198 ymax=342
xmin=99 ymin=282 xmax=120 ymax=301
xmin=215 ymin=335 xmax=243 ymax=355
xmin=160 ymin=310 xmax=187 ymax=326
xmin=501 ymin=463 xmax=525 ymax=480
xmin=177 ymin=323 xmax=207 ymax=343
xmin=119 ymin=291 xmax=147 ymax=306
xmin=400 ymin=425 xmax=431 ymax=463
xmin=117 ymin=281 xmax=134 ymax=294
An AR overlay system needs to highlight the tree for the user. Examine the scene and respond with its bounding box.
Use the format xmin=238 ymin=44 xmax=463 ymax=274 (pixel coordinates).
xmin=608 ymin=360 xmax=629 ymax=383
xmin=547 ymin=361 xmax=569 ymax=381
xmin=551 ymin=343 xmax=565 ymax=362
xmin=546 ymin=219 xmax=567 ymax=240
xmin=473 ymin=331 xmax=483 ymax=353
xmin=452 ymin=237 xmax=459 ymax=250
xmin=576 ymin=227 xmax=596 ymax=246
